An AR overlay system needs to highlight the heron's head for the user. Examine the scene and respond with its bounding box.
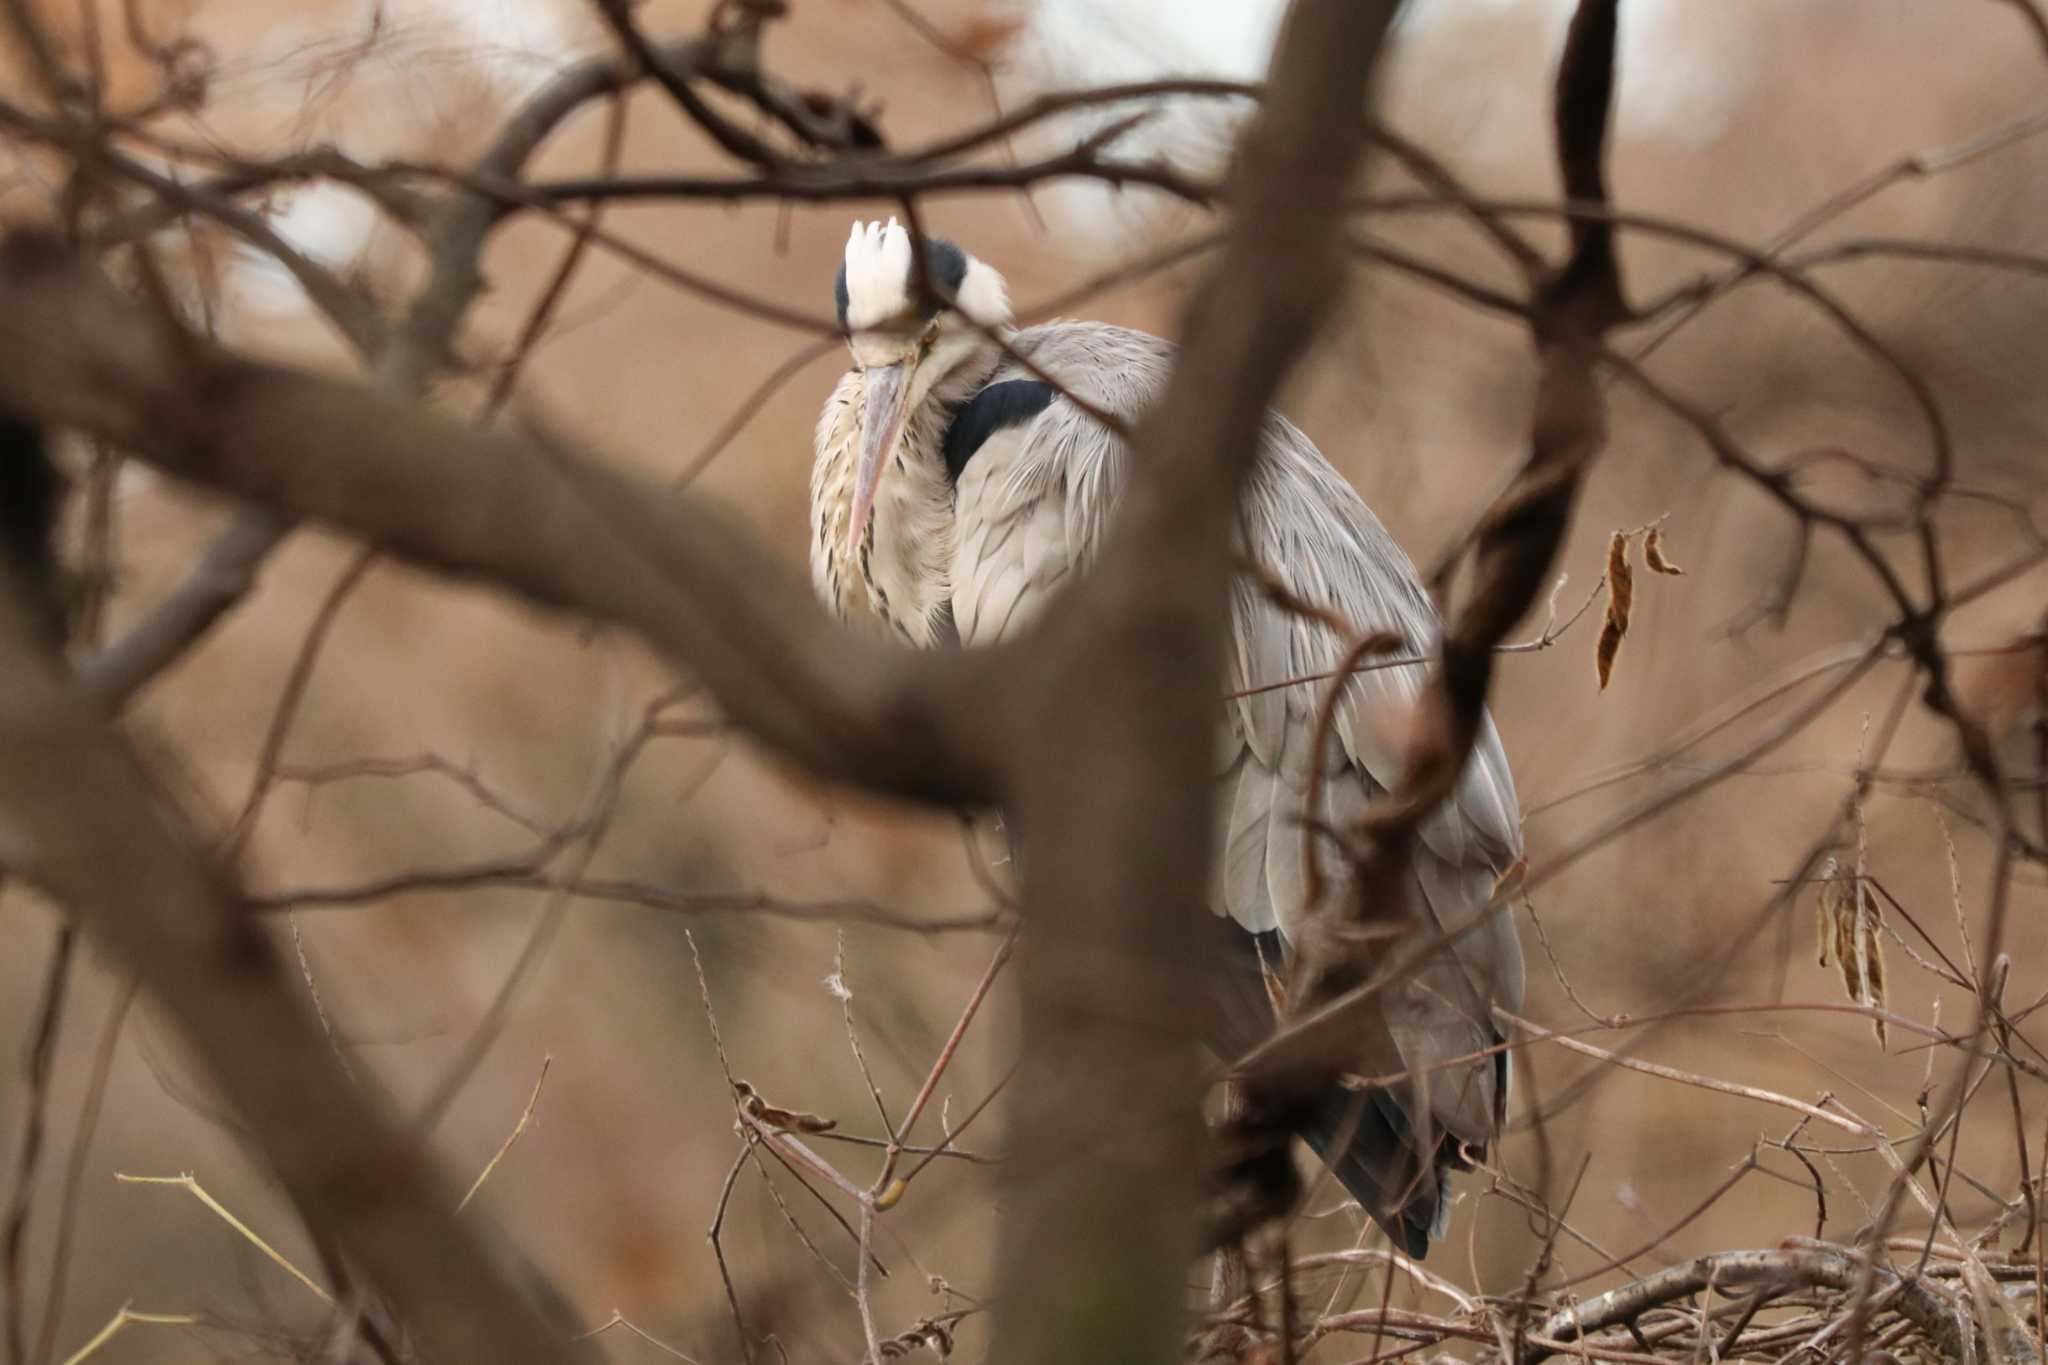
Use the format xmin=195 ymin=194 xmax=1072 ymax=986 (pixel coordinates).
xmin=835 ymin=218 xmax=1011 ymax=553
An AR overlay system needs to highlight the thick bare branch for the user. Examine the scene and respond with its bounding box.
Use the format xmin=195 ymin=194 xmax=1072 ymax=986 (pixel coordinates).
xmin=1395 ymin=0 xmax=1627 ymax=829
xmin=1524 ymin=1248 xmax=1982 ymax=1365
xmin=72 ymin=506 xmax=284 ymax=707
xmin=0 ymin=536 xmax=578 ymax=1365
xmin=1250 ymin=0 xmax=1630 ymax=1181
xmin=74 ymin=38 xmax=694 ymax=709
xmin=0 ymin=236 xmax=1002 ymax=804
xmin=986 ymin=2 xmax=1399 ymax=1362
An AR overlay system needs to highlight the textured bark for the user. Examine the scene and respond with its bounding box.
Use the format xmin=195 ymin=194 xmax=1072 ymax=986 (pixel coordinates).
xmin=0 ymin=541 xmax=579 ymax=1363
xmin=988 ymin=3 xmax=1400 ymax=1361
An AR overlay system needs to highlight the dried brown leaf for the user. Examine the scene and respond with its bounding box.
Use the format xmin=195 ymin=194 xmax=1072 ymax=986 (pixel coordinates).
xmin=1644 ymin=526 xmax=1686 ymax=575
xmin=1815 ymin=855 xmax=1834 ymax=968
xmin=1815 ymin=858 xmax=1887 ymax=1046
xmin=1595 ymin=530 xmax=1633 ymax=690
xmin=1858 ymin=895 xmax=1887 ymax=1048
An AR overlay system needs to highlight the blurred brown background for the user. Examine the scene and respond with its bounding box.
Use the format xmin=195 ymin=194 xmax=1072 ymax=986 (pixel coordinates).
xmin=3 ymin=0 xmax=2047 ymax=1359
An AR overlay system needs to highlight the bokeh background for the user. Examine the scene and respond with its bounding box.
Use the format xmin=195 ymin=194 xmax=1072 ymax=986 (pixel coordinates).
xmin=3 ymin=0 xmax=2047 ymax=1359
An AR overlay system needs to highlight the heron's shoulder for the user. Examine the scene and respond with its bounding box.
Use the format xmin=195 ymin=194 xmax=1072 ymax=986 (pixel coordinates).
xmin=1011 ymin=319 xmax=1174 ymax=372
xmin=974 ymin=321 xmax=1172 ymax=448
xmin=942 ymin=378 xmax=1061 ymax=482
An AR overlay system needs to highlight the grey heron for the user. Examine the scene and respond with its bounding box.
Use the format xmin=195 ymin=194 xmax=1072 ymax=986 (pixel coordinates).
xmin=811 ymin=218 xmax=1525 ymax=1256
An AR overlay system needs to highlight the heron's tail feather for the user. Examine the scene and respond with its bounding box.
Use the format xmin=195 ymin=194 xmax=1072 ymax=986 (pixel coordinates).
xmin=1205 ymin=919 xmax=1502 ymax=1259
xmin=1296 ymin=1086 xmax=1475 ymax=1259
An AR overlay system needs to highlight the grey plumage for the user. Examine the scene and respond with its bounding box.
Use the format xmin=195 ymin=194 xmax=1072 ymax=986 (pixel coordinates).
xmin=812 ymin=221 xmax=1525 ymax=1256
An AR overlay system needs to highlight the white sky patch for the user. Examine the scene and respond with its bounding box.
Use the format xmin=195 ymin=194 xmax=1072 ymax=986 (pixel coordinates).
xmin=214 ymin=0 xmax=598 ymax=320
xmin=1617 ymin=3 xmax=1759 ymax=147
xmin=399 ymin=0 xmax=593 ymax=101
xmin=989 ymin=0 xmax=1277 ymax=248
xmin=1398 ymin=0 xmax=1759 ymax=150
xmin=229 ymin=181 xmax=378 ymax=319
xmin=1000 ymin=0 xmax=1283 ymax=86
xmin=994 ymin=0 xmax=1760 ymax=251
xmin=221 ymin=0 xmax=592 ymax=126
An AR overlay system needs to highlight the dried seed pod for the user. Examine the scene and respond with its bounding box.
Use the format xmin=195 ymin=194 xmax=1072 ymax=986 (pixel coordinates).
xmin=1863 ymin=917 xmax=1888 ymax=1045
xmin=1815 ymin=855 xmax=1839 ymax=968
xmin=1816 ymin=858 xmax=1888 ymax=1046
xmin=1595 ymin=530 xmax=1633 ymax=690
xmin=1644 ymin=526 xmax=1686 ymax=575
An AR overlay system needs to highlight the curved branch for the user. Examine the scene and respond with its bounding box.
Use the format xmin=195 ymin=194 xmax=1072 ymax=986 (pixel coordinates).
xmin=521 ymin=144 xmax=1216 ymax=211
xmin=73 ymin=38 xmax=700 ymax=710
xmin=72 ymin=506 xmax=285 ymax=707
xmin=1524 ymin=1248 xmax=1981 ymax=1365
xmin=0 ymin=553 xmax=580 ymax=1365
xmin=986 ymin=1 xmax=1401 ymax=1356
xmin=0 ymin=235 xmax=1004 ymax=804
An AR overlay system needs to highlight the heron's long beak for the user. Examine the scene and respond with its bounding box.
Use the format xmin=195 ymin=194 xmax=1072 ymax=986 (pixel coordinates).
xmin=848 ymin=360 xmax=915 ymax=556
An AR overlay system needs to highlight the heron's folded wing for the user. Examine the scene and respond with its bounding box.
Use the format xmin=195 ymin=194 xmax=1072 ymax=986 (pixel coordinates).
xmin=969 ymin=322 xmax=1527 ymax=1246
xmin=1228 ymin=408 xmax=1527 ymax=1151
xmin=950 ymin=425 xmax=1077 ymax=646
xmin=955 ymin=324 xmax=1522 ymax=991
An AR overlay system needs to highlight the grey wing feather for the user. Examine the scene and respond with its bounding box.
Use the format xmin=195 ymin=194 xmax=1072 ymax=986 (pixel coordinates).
xmin=952 ymin=425 xmax=1076 ymax=645
xmin=1221 ymin=748 xmax=1279 ymax=935
xmin=950 ymin=321 xmax=1526 ymax=1243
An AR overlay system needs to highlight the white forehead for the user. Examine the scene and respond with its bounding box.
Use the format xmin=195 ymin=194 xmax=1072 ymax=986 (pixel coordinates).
xmin=839 ymin=217 xmax=1010 ymax=332
xmin=842 ymin=219 xmax=915 ymax=330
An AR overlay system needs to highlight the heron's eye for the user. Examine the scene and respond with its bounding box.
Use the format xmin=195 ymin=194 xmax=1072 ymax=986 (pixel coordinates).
xmin=919 ymin=322 xmax=940 ymax=351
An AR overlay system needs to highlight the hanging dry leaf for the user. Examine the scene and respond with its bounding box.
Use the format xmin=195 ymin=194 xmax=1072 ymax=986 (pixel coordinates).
xmin=1858 ymin=890 xmax=1887 ymax=1047
xmin=1815 ymin=857 xmax=1888 ymax=1046
xmin=1595 ymin=530 xmax=1633 ymax=690
xmin=1644 ymin=526 xmax=1687 ymax=576
xmin=1814 ymin=854 xmax=1838 ymax=968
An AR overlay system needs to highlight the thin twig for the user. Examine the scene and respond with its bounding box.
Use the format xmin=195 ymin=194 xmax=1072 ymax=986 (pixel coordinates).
xmin=114 ymin=1173 xmax=334 ymax=1305
xmin=456 ymin=1054 xmax=553 ymax=1213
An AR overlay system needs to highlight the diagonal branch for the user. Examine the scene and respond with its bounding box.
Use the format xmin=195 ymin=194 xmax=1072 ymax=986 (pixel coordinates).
xmin=71 ymin=36 xmax=710 ymax=711
xmin=0 ymin=534 xmax=578 ymax=1365
xmin=0 ymin=236 xmax=1003 ymax=805
xmin=1245 ymin=0 xmax=1630 ymax=1229
xmin=985 ymin=1 xmax=1401 ymax=1361
xmin=72 ymin=506 xmax=285 ymax=708
xmin=1522 ymin=1247 xmax=1979 ymax=1365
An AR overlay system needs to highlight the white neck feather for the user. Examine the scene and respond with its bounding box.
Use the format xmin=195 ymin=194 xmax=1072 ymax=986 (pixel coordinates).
xmin=810 ymin=344 xmax=1003 ymax=647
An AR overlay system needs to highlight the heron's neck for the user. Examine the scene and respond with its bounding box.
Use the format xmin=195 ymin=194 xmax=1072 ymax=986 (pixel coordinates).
xmin=932 ymin=338 xmax=1007 ymax=414
xmin=853 ymin=343 xmax=1006 ymax=645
